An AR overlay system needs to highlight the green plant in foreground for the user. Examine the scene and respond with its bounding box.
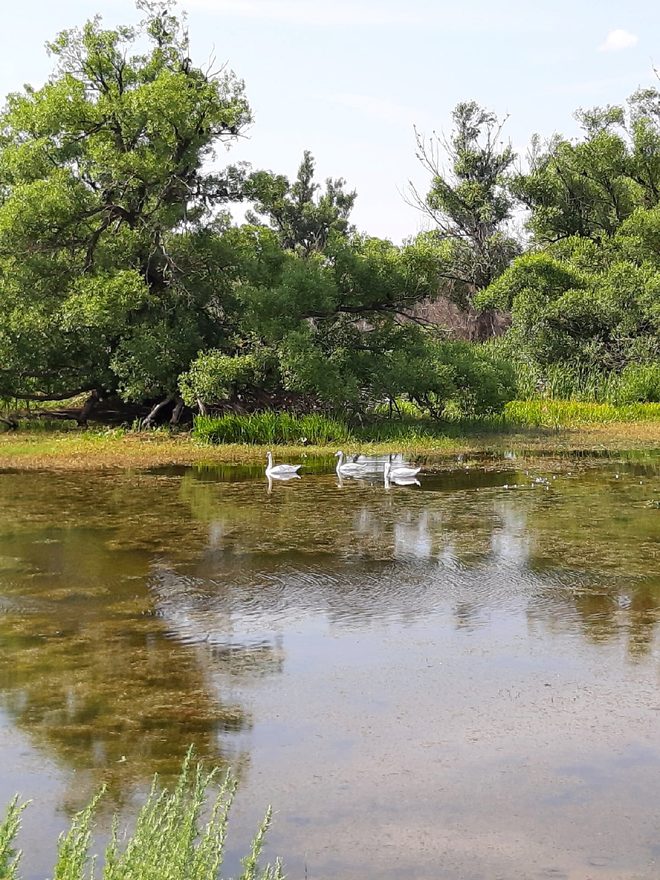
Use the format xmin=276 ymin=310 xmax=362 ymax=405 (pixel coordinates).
xmin=0 ymin=752 xmax=282 ymax=880
xmin=0 ymin=797 xmax=26 ymax=880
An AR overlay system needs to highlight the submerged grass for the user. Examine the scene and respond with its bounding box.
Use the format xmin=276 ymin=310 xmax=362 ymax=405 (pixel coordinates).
xmin=0 ymin=751 xmax=281 ymax=880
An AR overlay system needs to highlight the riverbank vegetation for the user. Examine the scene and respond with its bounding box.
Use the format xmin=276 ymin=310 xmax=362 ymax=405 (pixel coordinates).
xmin=0 ymin=2 xmax=657 ymax=436
xmin=0 ymin=406 xmax=657 ymax=470
xmin=0 ymin=753 xmax=281 ymax=880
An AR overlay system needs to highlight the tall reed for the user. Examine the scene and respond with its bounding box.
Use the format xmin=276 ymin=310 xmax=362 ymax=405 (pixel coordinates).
xmin=503 ymin=399 xmax=660 ymax=427
xmin=194 ymin=411 xmax=351 ymax=445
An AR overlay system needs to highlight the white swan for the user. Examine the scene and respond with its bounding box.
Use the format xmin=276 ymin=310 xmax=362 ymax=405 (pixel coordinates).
xmin=265 ymin=451 xmax=302 ymax=477
xmin=384 ymin=458 xmax=421 ymax=480
xmin=384 ymin=462 xmax=420 ymax=489
xmin=335 ymin=450 xmax=368 ymax=477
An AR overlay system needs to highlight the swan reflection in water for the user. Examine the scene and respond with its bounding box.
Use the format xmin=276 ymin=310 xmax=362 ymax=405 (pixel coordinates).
xmin=266 ymin=472 xmax=301 ymax=494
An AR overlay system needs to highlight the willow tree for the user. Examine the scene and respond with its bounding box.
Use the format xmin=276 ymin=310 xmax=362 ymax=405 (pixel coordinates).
xmin=180 ymin=229 xmax=517 ymax=418
xmin=0 ymin=0 xmax=250 ymax=420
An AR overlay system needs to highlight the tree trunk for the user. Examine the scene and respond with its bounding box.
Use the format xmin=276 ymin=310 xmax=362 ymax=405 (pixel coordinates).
xmin=197 ymin=398 xmax=208 ymax=416
xmin=0 ymin=417 xmax=18 ymax=431
xmin=473 ymin=307 xmax=509 ymax=340
xmin=77 ymin=389 xmax=101 ymax=426
xmin=169 ymin=396 xmax=185 ymax=426
xmin=141 ymin=395 xmax=173 ymax=429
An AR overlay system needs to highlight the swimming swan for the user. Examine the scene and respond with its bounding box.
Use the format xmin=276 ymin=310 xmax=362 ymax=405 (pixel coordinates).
xmin=335 ymin=451 xmax=368 ymax=477
xmin=265 ymin=451 xmax=302 ymax=477
xmin=384 ymin=458 xmax=421 ymax=480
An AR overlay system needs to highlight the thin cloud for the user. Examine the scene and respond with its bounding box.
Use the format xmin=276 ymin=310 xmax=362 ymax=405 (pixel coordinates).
xmin=599 ymin=29 xmax=638 ymax=52
xmin=330 ymin=93 xmax=430 ymax=128
xmin=183 ymin=0 xmax=555 ymax=32
xmin=184 ymin=0 xmax=422 ymax=26
xmin=546 ymin=71 xmax=649 ymax=97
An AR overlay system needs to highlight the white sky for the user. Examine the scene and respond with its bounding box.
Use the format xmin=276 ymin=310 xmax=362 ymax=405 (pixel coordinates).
xmin=1 ymin=0 xmax=658 ymax=242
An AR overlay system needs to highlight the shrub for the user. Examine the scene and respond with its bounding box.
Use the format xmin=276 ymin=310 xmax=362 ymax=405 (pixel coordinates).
xmin=0 ymin=751 xmax=281 ymax=880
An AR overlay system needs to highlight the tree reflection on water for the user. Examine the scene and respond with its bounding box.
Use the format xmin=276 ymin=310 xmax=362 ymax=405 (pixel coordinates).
xmin=0 ymin=455 xmax=658 ymax=817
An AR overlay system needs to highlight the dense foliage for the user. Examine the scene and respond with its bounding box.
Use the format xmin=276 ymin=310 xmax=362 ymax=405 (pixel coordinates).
xmin=478 ymin=93 xmax=660 ymax=401
xmin=0 ymin=4 xmax=515 ymax=422
xmin=0 ymin=2 xmax=657 ymax=428
xmin=0 ymin=2 xmax=250 ymax=409
xmin=412 ymin=101 xmax=521 ymax=310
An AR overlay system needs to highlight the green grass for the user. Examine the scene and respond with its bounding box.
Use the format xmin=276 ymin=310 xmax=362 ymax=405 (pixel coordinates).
xmin=513 ymin=362 xmax=660 ymax=404
xmin=0 ymin=751 xmax=281 ymax=880
xmin=502 ymin=399 xmax=660 ymax=428
xmin=192 ymin=403 xmax=660 ymax=447
xmin=0 ymin=400 xmax=657 ymax=470
xmin=194 ymin=412 xmax=351 ymax=445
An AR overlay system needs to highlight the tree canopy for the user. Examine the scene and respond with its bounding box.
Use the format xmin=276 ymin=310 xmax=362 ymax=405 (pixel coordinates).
xmin=0 ymin=0 xmax=250 ymax=407
xmin=478 ymin=90 xmax=660 ymax=401
xmin=0 ymin=2 xmax=657 ymax=424
xmin=411 ymin=101 xmax=521 ymax=310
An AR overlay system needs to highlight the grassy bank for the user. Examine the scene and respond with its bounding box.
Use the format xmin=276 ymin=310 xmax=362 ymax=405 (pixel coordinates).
xmin=501 ymin=399 xmax=660 ymax=428
xmin=0 ymin=401 xmax=658 ymax=471
xmin=193 ymin=402 xmax=660 ymax=446
xmin=0 ymin=752 xmax=281 ymax=880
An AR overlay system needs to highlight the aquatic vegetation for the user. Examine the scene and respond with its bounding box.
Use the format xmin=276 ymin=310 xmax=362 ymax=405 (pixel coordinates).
xmin=0 ymin=753 xmax=281 ymax=880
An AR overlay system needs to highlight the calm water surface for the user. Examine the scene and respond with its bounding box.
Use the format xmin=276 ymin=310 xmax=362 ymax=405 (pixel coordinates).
xmin=1 ymin=453 xmax=659 ymax=879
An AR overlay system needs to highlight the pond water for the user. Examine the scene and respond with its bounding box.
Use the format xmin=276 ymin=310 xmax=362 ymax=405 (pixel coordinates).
xmin=0 ymin=453 xmax=659 ymax=879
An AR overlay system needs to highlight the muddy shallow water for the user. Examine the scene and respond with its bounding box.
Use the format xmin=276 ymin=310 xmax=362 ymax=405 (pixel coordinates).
xmin=0 ymin=453 xmax=659 ymax=879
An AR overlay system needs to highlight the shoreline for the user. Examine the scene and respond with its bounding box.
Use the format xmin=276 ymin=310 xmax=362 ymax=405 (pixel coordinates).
xmin=0 ymin=421 xmax=658 ymax=471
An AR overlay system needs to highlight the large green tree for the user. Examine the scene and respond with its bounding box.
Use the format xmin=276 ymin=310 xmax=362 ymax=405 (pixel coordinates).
xmin=180 ymin=227 xmax=516 ymax=417
xmin=0 ymin=8 xmax=518 ymax=424
xmin=481 ymin=88 xmax=660 ymax=400
xmin=411 ymin=101 xmax=521 ymax=328
xmin=477 ymin=222 xmax=660 ymax=399
xmin=514 ymin=89 xmax=660 ymax=243
xmin=0 ymin=0 xmax=250 ymax=420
